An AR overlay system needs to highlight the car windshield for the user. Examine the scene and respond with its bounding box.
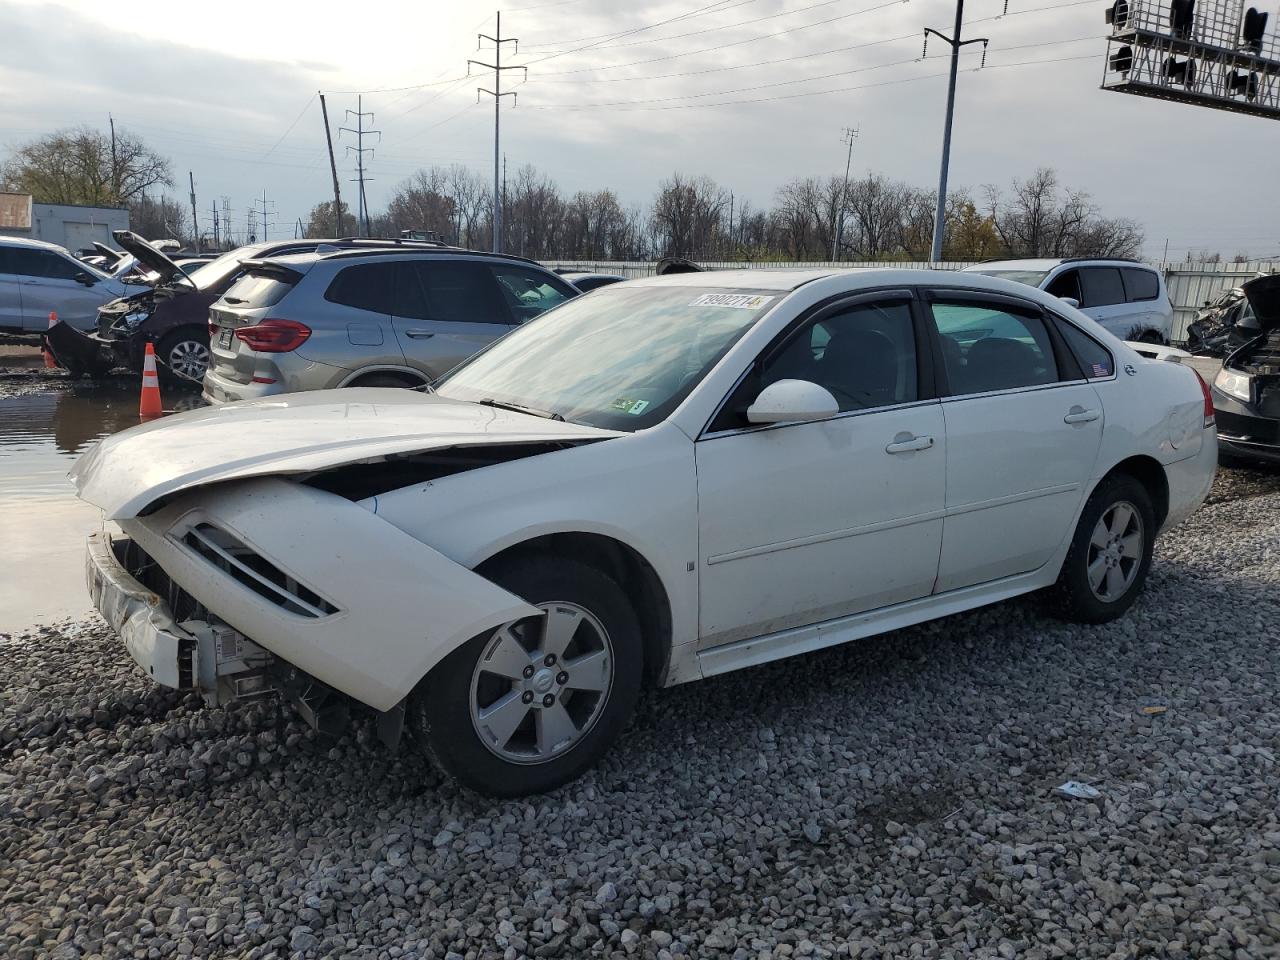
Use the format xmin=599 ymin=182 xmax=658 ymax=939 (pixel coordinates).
xmin=436 ymin=284 xmax=779 ymax=431
xmin=970 ymin=268 xmax=1052 ymax=286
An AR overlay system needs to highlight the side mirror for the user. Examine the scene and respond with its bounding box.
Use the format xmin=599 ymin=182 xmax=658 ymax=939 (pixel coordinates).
xmin=73 ymin=271 xmax=97 ymax=286
xmin=746 ymin=379 xmax=839 ymax=425
xmin=1058 ymin=296 xmax=1080 ymax=309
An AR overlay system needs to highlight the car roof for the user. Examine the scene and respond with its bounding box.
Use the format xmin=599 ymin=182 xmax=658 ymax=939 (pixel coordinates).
xmin=966 ymin=257 xmax=1149 ymax=271
xmin=629 ymin=268 xmax=839 ymax=290
xmin=252 ymin=247 xmax=548 ymax=269
xmin=0 ymin=235 xmax=72 ymax=253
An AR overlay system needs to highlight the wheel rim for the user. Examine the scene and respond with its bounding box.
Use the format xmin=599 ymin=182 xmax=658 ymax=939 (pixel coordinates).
xmin=469 ymin=601 xmax=614 ymax=765
xmin=168 ymin=340 xmax=210 ymax=380
xmin=1086 ymin=500 xmax=1144 ymax=602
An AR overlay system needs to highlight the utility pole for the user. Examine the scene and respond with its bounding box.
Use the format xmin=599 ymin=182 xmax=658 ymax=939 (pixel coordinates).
xmin=211 ymin=200 xmax=219 ymax=249
xmin=502 ymin=152 xmax=508 ymax=253
xmin=469 ymin=12 xmax=525 ymax=253
xmin=254 ymin=190 xmax=276 ymax=242
xmin=247 ymin=208 xmax=257 ymax=244
xmin=108 ymin=115 xmax=120 ymax=203
xmin=340 ymin=96 xmax=380 ymax=238
xmin=728 ymin=191 xmax=735 ymax=254
xmin=832 ymin=126 xmax=859 ymax=262
xmin=188 ymin=171 xmax=200 ymax=253
xmin=319 ymin=93 xmax=345 ymax=237
xmin=925 ymin=2 xmax=988 ymax=263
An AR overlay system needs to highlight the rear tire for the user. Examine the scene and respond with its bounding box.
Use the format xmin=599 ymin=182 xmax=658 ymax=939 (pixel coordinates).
xmin=1048 ymin=474 xmax=1156 ymax=624
xmin=410 ymin=556 xmax=643 ymax=796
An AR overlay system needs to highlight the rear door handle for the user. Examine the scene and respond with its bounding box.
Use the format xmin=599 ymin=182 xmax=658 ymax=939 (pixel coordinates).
xmin=403 ymin=329 xmax=435 ymax=339
xmin=1064 ymin=407 xmax=1101 ymax=424
xmin=885 ymin=434 xmax=934 ymax=454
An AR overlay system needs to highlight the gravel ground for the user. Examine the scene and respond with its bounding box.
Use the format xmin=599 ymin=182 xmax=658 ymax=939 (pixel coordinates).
xmin=3 ymin=470 xmax=1279 ymax=960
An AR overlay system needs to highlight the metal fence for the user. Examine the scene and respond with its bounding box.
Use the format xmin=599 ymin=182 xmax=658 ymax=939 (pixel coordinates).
xmin=547 ymin=259 xmax=1280 ymax=344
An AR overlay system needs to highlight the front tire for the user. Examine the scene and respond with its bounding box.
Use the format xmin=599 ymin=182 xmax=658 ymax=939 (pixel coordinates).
xmin=411 ymin=557 xmax=643 ymax=796
xmin=157 ymin=328 xmax=211 ymax=384
xmin=1049 ymin=474 xmax=1156 ymax=624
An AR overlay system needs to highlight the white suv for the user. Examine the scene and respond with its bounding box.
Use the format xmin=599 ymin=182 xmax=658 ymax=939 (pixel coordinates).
xmin=964 ymin=259 xmax=1173 ymax=344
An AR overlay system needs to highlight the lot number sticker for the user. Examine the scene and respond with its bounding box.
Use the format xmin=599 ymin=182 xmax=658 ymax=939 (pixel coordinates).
xmin=688 ymin=293 xmax=774 ymax=309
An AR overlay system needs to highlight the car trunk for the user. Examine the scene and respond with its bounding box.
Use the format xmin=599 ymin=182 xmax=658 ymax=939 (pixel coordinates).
xmin=208 ymin=263 xmax=303 ymax=386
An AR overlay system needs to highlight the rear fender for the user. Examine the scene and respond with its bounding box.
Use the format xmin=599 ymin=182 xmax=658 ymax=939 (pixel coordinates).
xmin=124 ymin=477 xmax=539 ymax=710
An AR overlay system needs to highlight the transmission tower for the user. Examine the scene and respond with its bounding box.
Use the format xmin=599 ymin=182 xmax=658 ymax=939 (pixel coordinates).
xmin=340 ymin=96 xmax=380 ymax=237
xmin=221 ymin=198 xmax=234 ymax=248
xmin=469 ymin=12 xmax=526 ymax=253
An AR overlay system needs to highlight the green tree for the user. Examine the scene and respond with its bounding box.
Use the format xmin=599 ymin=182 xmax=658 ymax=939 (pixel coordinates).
xmin=1 ymin=125 xmax=171 ymax=207
xmin=305 ymin=200 xmax=356 ymax=238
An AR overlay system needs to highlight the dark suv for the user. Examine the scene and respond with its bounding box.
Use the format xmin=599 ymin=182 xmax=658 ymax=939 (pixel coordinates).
xmin=45 ymin=232 xmax=450 ymax=382
xmin=203 ymin=248 xmax=577 ymax=402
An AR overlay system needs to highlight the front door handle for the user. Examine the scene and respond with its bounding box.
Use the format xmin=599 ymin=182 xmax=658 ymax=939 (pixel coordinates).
xmin=885 ymin=434 xmax=934 ymax=454
xmin=1064 ymin=407 xmax=1101 ymax=424
xmin=403 ymin=329 xmax=435 ymax=339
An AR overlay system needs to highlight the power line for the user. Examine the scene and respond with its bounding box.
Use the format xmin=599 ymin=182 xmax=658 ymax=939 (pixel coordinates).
xmin=260 ymin=93 xmax=317 ymax=161
xmin=525 ymin=50 xmax=1099 ymax=110
xmin=528 ymin=0 xmax=1096 ymax=76
xmin=517 ymin=0 xmax=758 ymax=47
xmin=523 ymin=0 xmax=869 ymax=56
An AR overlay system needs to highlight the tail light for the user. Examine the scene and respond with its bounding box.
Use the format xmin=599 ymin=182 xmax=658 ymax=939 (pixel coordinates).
xmin=234 ymin=319 xmax=311 ymax=353
xmin=1193 ymin=369 xmax=1215 ymax=428
xmin=207 ymin=319 xmax=217 ymax=338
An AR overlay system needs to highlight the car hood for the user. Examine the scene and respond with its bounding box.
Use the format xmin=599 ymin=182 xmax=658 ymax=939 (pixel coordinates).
xmin=72 ymin=389 xmax=622 ymax=519
xmin=112 ymin=229 xmax=185 ymax=284
xmin=1242 ymin=274 xmax=1280 ymax=331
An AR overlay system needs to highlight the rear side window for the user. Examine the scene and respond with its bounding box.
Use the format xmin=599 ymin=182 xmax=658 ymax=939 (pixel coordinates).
xmin=491 ymin=265 xmax=576 ymax=323
xmin=7 ymin=249 xmax=81 ymax=280
xmin=1079 ymin=268 xmax=1126 ymax=308
xmin=1056 ymin=320 xmax=1114 ymax=379
xmin=222 ymin=272 xmax=295 ymax=309
xmin=325 ymin=262 xmax=395 ymax=314
xmin=396 ymin=260 xmax=508 ymax=324
xmin=1122 ymin=268 xmax=1159 ymax=302
xmin=930 ymin=301 xmax=1059 ymax=394
xmin=1045 ymin=270 xmax=1081 ymax=301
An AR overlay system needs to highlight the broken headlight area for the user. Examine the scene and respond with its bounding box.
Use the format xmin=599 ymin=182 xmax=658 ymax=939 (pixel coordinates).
xmin=1220 ymin=330 xmax=1280 ymax=415
xmin=109 ymin=534 xmax=277 ymax=707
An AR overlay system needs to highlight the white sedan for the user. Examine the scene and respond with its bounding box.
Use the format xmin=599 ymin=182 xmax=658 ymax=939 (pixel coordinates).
xmin=73 ymin=269 xmax=1217 ymax=795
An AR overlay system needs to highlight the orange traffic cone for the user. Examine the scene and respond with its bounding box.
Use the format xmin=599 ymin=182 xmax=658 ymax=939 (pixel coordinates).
xmin=139 ymin=341 xmax=164 ymax=420
xmin=43 ymin=311 xmax=58 ymax=369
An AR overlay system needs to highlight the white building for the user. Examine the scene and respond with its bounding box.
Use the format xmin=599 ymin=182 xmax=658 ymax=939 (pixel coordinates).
xmin=0 ymin=193 xmax=129 ymax=253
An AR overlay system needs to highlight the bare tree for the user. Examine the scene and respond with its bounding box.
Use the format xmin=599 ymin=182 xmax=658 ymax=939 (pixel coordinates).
xmin=651 ymin=174 xmax=729 ymax=258
xmin=2 ymin=125 xmax=171 ymax=207
xmin=127 ymin=194 xmax=190 ymax=244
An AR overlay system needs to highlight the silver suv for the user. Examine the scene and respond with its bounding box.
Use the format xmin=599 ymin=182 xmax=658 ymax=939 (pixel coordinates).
xmin=0 ymin=236 xmax=148 ymax=334
xmin=203 ymin=249 xmax=578 ymax=402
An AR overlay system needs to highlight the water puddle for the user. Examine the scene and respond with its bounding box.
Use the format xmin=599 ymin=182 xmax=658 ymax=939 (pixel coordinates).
xmin=0 ymin=379 xmax=202 ymax=634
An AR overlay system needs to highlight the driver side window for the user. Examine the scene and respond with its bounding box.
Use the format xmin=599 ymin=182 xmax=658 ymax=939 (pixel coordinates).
xmin=760 ymin=300 xmax=918 ymax=412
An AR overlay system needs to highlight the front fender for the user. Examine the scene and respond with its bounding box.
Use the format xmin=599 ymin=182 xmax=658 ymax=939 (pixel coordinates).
xmin=122 ymin=477 xmax=539 ymax=710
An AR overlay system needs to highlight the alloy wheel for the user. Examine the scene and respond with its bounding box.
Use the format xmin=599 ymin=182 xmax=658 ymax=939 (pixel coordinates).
xmin=167 ymin=340 xmax=211 ymax=381
xmin=469 ymin=601 xmax=614 ymax=764
xmin=1086 ymin=500 xmax=1144 ymax=602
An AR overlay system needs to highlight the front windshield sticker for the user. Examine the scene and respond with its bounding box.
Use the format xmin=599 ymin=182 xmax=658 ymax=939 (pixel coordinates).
xmin=687 ymin=293 xmax=774 ymax=309
xmin=610 ymin=397 xmax=650 ymax=415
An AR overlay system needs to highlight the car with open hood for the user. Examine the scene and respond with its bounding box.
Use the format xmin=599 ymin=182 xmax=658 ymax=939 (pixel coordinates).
xmin=72 ymin=268 xmax=1217 ymax=796
xmin=1211 ymin=274 xmax=1280 ymax=464
xmin=45 ymin=232 xmax=450 ymax=382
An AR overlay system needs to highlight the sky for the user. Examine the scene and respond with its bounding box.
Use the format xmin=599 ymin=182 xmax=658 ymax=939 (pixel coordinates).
xmin=1 ymin=0 xmax=1276 ymax=260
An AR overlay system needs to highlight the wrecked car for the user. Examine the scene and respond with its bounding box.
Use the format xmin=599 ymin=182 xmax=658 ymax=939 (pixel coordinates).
xmin=1212 ymin=274 xmax=1280 ymax=464
xmin=46 ymin=232 xmax=451 ymax=382
xmin=73 ymin=269 xmax=1217 ymax=796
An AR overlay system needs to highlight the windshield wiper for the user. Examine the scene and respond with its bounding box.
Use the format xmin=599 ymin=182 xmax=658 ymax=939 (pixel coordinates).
xmin=475 ymin=397 xmax=564 ymax=422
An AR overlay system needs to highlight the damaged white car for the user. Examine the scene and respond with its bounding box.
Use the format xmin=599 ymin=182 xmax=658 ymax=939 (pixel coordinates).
xmin=73 ymin=269 xmax=1217 ymax=795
